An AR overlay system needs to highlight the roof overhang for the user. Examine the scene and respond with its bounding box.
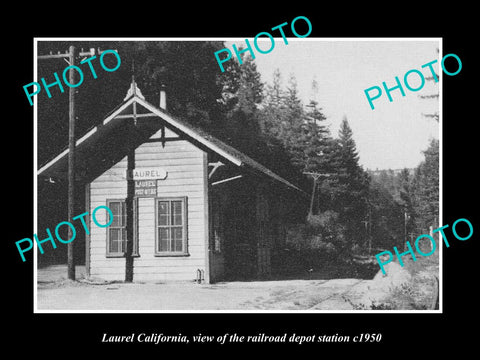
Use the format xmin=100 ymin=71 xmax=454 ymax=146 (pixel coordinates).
xmin=38 ymin=94 xmax=304 ymax=193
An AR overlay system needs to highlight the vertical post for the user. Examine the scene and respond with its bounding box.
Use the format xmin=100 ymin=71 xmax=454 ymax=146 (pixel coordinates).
xmin=362 ymin=220 xmax=369 ymax=253
xmin=308 ymin=177 xmax=317 ymax=217
xmin=67 ymin=45 xmax=76 ymax=280
xmin=304 ymin=172 xmax=331 ymax=218
xmin=84 ymin=183 xmax=91 ymax=278
xmin=125 ymin=82 xmax=137 ymax=282
xmin=368 ymin=206 xmax=372 ymax=254
xmin=429 ymin=225 xmax=434 ymax=254
xmin=125 ymin=148 xmax=135 ymax=282
xmin=204 ymin=152 xmax=211 ymax=284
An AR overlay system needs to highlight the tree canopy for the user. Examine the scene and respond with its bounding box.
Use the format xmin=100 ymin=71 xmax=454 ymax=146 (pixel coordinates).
xmin=37 ymin=40 xmax=439 ymax=259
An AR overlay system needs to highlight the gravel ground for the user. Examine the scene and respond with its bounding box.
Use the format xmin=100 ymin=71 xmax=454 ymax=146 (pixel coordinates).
xmin=36 ymin=264 xmax=438 ymax=311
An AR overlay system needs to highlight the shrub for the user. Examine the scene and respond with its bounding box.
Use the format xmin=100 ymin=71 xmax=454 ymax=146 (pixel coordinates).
xmin=284 ymin=210 xmax=355 ymax=271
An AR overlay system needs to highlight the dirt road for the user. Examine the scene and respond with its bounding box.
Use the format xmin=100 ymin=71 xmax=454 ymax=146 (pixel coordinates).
xmin=36 ymin=264 xmax=437 ymax=311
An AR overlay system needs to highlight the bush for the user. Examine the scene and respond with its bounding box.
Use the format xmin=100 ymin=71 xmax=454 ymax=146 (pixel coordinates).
xmin=351 ymin=243 xmax=362 ymax=254
xmin=286 ymin=224 xmax=338 ymax=254
xmin=307 ymin=211 xmax=350 ymax=254
xmin=286 ymin=224 xmax=308 ymax=249
xmin=309 ymin=237 xmax=336 ymax=253
xmin=284 ymin=210 xmax=353 ymax=268
xmin=306 ymin=210 xmax=339 ymax=232
xmin=344 ymin=281 xmax=432 ymax=310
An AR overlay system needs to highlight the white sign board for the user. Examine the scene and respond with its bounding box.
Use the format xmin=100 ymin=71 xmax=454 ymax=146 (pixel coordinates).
xmin=135 ymin=180 xmax=157 ymax=197
xmin=126 ymin=167 xmax=168 ymax=180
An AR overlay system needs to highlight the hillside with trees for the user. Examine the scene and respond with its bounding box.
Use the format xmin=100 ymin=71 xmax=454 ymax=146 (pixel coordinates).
xmin=367 ymin=139 xmax=439 ymax=252
xmin=37 ymin=41 xmax=439 ymax=272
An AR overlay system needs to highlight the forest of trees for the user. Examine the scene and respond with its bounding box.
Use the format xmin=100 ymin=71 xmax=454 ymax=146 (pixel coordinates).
xmin=37 ymin=41 xmax=439 ymax=264
xmin=368 ymin=139 xmax=439 ymax=249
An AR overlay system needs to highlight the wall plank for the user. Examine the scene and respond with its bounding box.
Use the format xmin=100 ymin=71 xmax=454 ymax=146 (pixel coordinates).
xmin=88 ymin=135 xmax=208 ymax=281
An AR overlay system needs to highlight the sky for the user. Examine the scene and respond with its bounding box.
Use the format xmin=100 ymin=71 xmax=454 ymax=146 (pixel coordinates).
xmin=226 ymin=38 xmax=440 ymax=170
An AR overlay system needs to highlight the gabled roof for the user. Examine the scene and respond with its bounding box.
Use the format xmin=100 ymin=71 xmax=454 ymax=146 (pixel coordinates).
xmin=38 ymin=93 xmax=303 ymax=193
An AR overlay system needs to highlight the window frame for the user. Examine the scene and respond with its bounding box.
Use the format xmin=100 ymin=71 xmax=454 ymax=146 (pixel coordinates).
xmin=105 ymin=198 xmax=139 ymax=258
xmin=154 ymin=196 xmax=189 ymax=257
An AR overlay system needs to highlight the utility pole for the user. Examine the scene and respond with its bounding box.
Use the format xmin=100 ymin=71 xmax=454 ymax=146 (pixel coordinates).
xmin=38 ymin=46 xmax=103 ymax=280
xmin=409 ymin=232 xmax=414 ymax=244
xmin=66 ymin=46 xmax=76 ymax=281
xmin=361 ymin=200 xmax=373 ymax=254
xmin=403 ymin=210 xmax=410 ymax=252
xmin=125 ymin=73 xmax=138 ymax=283
xmin=361 ymin=219 xmax=370 ymax=254
xmin=368 ymin=204 xmax=372 ymax=254
xmin=303 ymin=172 xmax=332 ymax=217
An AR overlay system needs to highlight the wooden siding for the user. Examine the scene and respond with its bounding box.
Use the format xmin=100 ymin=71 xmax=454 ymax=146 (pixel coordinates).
xmin=85 ymin=183 xmax=91 ymax=277
xmin=256 ymin=187 xmax=271 ymax=277
xmin=88 ymin=127 xmax=208 ymax=282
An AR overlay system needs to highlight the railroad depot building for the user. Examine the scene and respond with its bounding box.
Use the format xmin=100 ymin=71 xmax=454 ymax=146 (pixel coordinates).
xmin=38 ymin=81 xmax=305 ymax=283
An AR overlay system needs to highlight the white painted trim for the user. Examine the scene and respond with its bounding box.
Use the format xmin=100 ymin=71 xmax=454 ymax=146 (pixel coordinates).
xmin=38 ymin=148 xmax=69 ymax=176
xmin=136 ymin=97 xmax=243 ymax=167
xmin=77 ymin=127 xmax=97 ymax=146
xmin=211 ymin=175 xmax=243 ymax=186
xmin=38 ymin=125 xmax=100 ymax=175
xmin=38 ymin=95 xmax=242 ymax=176
xmin=103 ymin=97 xmax=135 ymax=125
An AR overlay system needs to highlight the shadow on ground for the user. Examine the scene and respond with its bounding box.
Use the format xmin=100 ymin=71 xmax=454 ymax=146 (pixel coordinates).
xmin=232 ymin=254 xmax=379 ymax=283
xmin=36 ymin=257 xmax=438 ymax=311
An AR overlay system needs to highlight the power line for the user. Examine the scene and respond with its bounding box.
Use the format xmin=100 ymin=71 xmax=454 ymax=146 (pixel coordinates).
xmin=38 ymin=46 xmax=110 ymax=280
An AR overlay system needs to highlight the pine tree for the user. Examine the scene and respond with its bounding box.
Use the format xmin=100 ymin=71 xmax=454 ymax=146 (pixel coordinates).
xmin=396 ymin=168 xmax=415 ymax=240
xmin=334 ymin=117 xmax=370 ymax=247
xmin=264 ymin=69 xmax=284 ymax=109
xmin=37 ymin=40 xmax=230 ymax=166
xmin=280 ymin=74 xmax=306 ymax=171
xmin=338 ymin=117 xmax=360 ymax=176
xmin=258 ymin=71 xmax=306 ymax=181
xmin=302 ymin=83 xmax=339 ymax=213
xmin=219 ymin=52 xmax=263 ymax=117
xmin=420 ymin=48 xmax=440 ymax=122
xmin=303 ymin=100 xmax=329 ymax=172
xmin=368 ymin=175 xmax=404 ymax=250
xmin=217 ymin=54 xmax=265 ymax=158
xmin=411 ymin=139 xmax=439 ymax=233
xmin=122 ymin=41 xmax=226 ymax=130
xmin=258 ymin=68 xmax=285 ymax=142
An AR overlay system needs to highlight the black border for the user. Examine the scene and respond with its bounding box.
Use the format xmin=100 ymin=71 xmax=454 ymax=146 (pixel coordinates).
xmin=7 ymin=5 xmax=477 ymax=355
